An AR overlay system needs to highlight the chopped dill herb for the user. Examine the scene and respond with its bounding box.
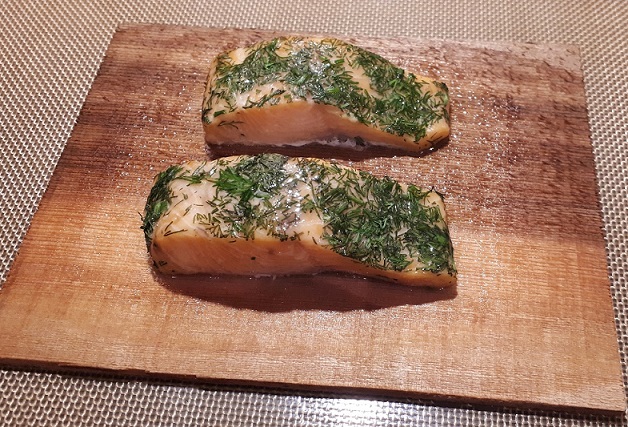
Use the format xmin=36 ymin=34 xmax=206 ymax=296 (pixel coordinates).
xmin=208 ymin=154 xmax=298 ymax=241
xmin=141 ymin=165 xmax=182 ymax=249
xmin=202 ymin=37 xmax=449 ymax=145
xmin=243 ymin=89 xmax=286 ymax=109
xmin=297 ymin=158 xmax=455 ymax=273
xmin=215 ymin=153 xmax=288 ymax=203
xmin=163 ymin=229 xmax=187 ymax=237
xmin=143 ymin=155 xmax=455 ymax=275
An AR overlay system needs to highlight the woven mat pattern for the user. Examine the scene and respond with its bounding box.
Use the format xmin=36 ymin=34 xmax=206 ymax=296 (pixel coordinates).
xmin=1 ymin=0 xmax=627 ymax=425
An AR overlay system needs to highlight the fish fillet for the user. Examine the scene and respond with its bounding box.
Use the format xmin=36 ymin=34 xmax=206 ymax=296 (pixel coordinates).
xmin=142 ymin=154 xmax=456 ymax=287
xmin=202 ymin=37 xmax=450 ymax=154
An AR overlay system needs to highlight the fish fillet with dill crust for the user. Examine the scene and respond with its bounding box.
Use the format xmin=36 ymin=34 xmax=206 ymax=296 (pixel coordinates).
xmin=141 ymin=154 xmax=456 ymax=287
xmin=202 ymin=37 xmax=450 ymax=154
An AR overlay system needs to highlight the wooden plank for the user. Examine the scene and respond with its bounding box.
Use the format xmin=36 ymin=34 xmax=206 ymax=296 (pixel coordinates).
xmin=0 ymin=24 xmax=623 ymax=414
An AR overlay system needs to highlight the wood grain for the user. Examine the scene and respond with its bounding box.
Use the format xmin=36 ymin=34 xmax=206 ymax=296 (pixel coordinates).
xmin=0 ymin=24 xmax=623 ymax=414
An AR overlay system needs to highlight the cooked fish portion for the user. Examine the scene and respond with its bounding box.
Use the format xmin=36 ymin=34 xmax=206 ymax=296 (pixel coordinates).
xmin=202 ymin=37 xmax=450 ymax=154
xmin=142 ymin=154 xmax=456 ymax=287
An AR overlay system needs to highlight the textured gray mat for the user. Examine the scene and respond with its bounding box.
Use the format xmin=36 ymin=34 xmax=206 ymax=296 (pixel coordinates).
xmin=1 ymin=0 xmax=627 ymax=425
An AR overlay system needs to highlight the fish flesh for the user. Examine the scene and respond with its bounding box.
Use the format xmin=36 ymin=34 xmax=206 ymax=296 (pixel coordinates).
xmin=142 ymin=154 xmax=456 ymax=286
xmin=142 ymin=154 xmax=456 ymax=287
xmin=202 ymin=37 xmax=450 ymax=154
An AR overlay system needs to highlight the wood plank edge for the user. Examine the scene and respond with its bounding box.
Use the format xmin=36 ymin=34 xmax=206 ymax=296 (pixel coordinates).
xmin=0 ymin=358 xmax=624 ymax=417
xmin=113 ymin=22 xmax=581 ymax=55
